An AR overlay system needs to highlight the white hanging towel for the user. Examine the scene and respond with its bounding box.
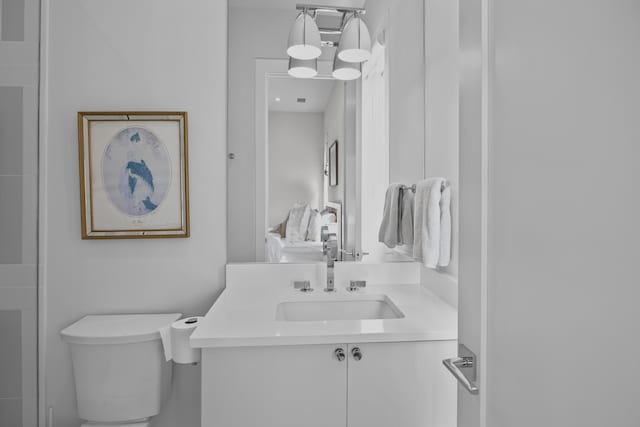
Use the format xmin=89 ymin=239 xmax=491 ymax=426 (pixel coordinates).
xmin=399 ymin=189 xmax=414 ymax=246
xmin=378 ymin=183 xmax=403 ymax=248
xmin=412 ymin=178 xmax=451 ymax=268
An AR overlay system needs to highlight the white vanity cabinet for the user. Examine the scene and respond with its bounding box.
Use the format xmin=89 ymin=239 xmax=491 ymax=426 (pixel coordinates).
xmin=201 ymin=340 xmax=456 ymax=427
xmin=346 ymin=341 xmax=456 ymax=427
xmin=202 ymin=344 xmax=347 ymax=427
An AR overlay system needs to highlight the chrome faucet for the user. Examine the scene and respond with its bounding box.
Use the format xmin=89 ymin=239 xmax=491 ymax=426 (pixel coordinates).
xmin=321 ymin=226 xmax=338 ymax=292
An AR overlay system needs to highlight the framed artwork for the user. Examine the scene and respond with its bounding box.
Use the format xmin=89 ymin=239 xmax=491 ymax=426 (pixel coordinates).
xmin=329 ymin=140 xmax=338 ymax=187
xmin=77 ymin=112 xmax=190 ymax=239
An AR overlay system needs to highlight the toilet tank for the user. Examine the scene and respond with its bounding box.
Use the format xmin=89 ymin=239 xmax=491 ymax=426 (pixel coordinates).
xmin=61 ymin=313 xmax=181 ymax=423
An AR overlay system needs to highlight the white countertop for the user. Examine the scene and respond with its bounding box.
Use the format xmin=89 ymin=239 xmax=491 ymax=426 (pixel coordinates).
xmin=191 ymin=282 xmax=457 ymax=348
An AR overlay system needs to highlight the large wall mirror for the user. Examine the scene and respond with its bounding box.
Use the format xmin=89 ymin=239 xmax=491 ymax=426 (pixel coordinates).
xmin=227 ymin=0 xmax=455 ymax=269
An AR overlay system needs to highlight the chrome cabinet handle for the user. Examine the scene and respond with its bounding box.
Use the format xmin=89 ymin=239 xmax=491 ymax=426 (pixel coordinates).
xmin=335 ymin=348 xmax=346 ymax=362
xmin=351 ymin=347 xmax=363 ymax=361
xmin=442 ymin=344 xmax=479 ymax=395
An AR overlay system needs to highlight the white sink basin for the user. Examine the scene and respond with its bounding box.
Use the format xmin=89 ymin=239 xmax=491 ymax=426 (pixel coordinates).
xmin=276 ymin=296 xmax=404 ymax=321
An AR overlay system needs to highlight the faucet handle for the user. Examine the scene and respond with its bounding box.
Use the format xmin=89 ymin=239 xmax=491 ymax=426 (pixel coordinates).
xmin=320 ymin=225 xmax=330 ymax=242
xmin=348 ymin=280 xmax=367 ymax=292
xmin=340 ymin=248 xmax=356 ymax=257
xmin=294 ymin=280 xmax=313 ymax=292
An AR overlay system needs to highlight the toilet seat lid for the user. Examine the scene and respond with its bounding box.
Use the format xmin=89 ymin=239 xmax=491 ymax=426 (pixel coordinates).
xmin=81 ymin=422 xmax=150 ymax=427
xmin=61 ymin=313 xmax=181 ymax=345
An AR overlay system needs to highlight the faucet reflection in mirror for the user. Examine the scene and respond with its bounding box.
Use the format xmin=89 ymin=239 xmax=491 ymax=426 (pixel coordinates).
xmin=321 ymin=225 xmax=338 ymax=292
xmin=379 ymin=178 xmax=451 ymax=269
xmin=267 ymin=204 xmax=340 ymax=263
xmin=286 ymin=5 xmax=371 ymax=80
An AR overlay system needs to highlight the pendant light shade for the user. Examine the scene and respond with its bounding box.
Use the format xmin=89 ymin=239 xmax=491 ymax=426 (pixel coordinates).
xmin=337 ymin=14 xmax=371 ymax=63
xmin=287 ymin=12 xmax=322 ymax=60
xmin=288 ymin=57 xmax=318 ymax=79
xmin=332 ymin=56 xmax=361 ymax=80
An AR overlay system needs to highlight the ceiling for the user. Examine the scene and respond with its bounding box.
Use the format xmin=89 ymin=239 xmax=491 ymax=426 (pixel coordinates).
xmin=268 ymin=77 xmax=336 ymax=113
xmin=229 ymin=0 xmax=366 ymax=10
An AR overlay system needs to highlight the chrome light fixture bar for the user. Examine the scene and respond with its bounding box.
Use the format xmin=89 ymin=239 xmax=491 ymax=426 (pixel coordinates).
xmin=295 ymin=4 xmax=366 ymax=14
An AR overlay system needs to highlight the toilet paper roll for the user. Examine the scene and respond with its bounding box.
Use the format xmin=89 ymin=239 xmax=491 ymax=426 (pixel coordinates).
xmin=160 ymin=316 xmax=203 ymax=364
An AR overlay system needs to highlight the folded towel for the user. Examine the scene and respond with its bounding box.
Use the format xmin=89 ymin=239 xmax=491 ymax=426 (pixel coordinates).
xmin=412 ymin=178 xmax=451 ymax=268
xmin=378 ymin=183 xmax=403 ymax=248
xmin=399 ymin=189 xmax=415 ymax=245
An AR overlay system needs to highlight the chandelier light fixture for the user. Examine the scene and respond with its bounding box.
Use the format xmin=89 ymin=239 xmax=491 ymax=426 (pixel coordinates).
xmin=332 ymin=56 xmax=361 ymax=80
xmin=286 ymin=4 xmax=371 ymax=81
xmin=288 ymin=57 xmax=319 ymax=79
xmin=287 ymin=11 xmax=322 ymax=60
xmin=336 ymin=13 xmax=372 ymax=63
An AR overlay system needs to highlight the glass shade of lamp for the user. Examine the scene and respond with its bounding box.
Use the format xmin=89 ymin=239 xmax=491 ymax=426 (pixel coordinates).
xmin=332 ymin=56 xmax=361 ymax=80
xmin=287 ymin=12 xmax=322 ymax=60
xmin=336 ymin=14 xmax=372 ymax=63
xmin=288 ymin=57 xmax=318 ymax=78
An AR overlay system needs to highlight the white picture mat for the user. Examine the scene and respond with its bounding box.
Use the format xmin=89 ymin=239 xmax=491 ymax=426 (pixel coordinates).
xmin=88 ymin=120 xmax=183 ymax=231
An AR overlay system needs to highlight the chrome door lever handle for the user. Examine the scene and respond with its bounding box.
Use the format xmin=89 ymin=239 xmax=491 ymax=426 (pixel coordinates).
xmin=443 ymin=357 xmax=479 ymax=395
xmin=442 ymin=344 xmax=479 ymax=395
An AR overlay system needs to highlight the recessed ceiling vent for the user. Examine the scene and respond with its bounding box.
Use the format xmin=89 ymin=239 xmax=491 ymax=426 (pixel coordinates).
xmin=297 ymin=98 xmax=307 ymax=103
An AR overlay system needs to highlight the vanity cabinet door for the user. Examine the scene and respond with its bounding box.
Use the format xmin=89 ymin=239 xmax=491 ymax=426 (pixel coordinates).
xmin=346 ymin=341 xmax=457 ymax=427
xmin=202 ymin=344 xmax=348 ymax=427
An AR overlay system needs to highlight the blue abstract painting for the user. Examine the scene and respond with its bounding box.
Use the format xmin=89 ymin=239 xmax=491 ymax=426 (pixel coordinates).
xmin=102 ymin=127 xmax=171 ymax=216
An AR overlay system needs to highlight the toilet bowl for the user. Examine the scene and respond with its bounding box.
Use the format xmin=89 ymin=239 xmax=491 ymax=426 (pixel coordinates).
xmin=61 ymin=313 xmax=181 ymax=426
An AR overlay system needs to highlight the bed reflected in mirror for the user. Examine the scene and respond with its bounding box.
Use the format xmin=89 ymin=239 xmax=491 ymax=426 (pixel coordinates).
xmin=265 ymin=75 xmax=345 ymax=263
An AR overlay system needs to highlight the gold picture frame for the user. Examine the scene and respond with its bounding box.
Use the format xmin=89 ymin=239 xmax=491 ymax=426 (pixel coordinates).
xmin=77 ymin=112 xmax=190 ymax=239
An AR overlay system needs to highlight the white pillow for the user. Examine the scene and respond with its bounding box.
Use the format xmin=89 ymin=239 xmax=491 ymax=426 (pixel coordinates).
xmin=306 ymin=209 xmax=321 ymax=241
xmin=285 ymin=203 xmax=311 ymax=241
xmin=321 ymin=212 xmax=337 ymax=224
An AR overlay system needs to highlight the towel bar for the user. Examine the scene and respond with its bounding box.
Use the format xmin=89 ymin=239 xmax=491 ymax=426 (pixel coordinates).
xmin=402 ymin=180 xmax=449 ymax=193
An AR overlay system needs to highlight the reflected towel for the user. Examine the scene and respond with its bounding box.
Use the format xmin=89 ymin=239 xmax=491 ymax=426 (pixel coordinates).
xmin=378 ymin=184 xmax=403 ymax=248
xmin=413 ymin=178 xmax=451 ymax=268
xmin=399 ymin=189 xmax=415 ymax=246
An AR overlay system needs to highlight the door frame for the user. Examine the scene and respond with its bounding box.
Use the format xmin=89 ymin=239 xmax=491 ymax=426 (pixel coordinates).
xmin=479 ymin=1 xmax=490 ymax=425
xmin=445 ymin=0 xmax=491 ymax=425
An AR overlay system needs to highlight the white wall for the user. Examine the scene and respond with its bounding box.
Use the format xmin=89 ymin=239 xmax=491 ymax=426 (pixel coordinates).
xmin=359 ymin=44 xmax=390 ymax=262
xmin=364 ymin=0 xmax=425 ymax=186
xmin=365 ymin=0 xmax=459 ymax=296
xmin=42 ymin=1 xmax=227 ymax=427
xmin=324 ymin=82 xmax=345 ymax=204
xmin=268 ymin=112 xmax=324 ymax=225
xmin=227 ymin=6 xmax=335 ymax=262
xmin=486 ymin=1 xmax=640 ymax=426
xmin=422 ymin=0 xmax=460 ymax=288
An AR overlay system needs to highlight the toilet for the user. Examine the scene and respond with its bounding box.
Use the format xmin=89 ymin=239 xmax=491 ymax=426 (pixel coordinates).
xmin=60 ymin=313 xmax=181 ymax=427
